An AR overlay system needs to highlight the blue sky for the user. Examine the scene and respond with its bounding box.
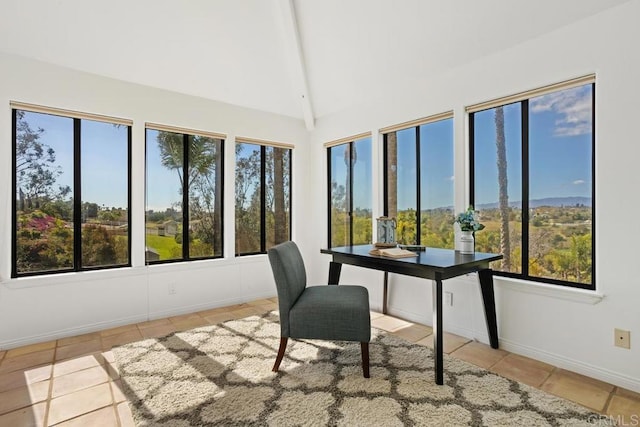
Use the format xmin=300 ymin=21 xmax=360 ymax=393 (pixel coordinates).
xmin=19 ymin=111 xmax=129 ymax=209
xmin=22 ymin=83 xmax=592 ymax=213
xmin=474 ymin=84 xmax=593 ymax=206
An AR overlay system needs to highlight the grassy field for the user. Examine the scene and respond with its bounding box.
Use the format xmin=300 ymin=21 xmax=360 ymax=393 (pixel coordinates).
xmin=146 ymin=234 xmax=181 ymax=259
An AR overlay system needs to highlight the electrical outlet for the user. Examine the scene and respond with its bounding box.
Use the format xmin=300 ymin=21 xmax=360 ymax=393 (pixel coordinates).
xmin=614 ymin=328 xmax=630 ymax=349
xmin=168 ymin=283 xmax=176 ymax=295
xmin=444 ymin=292 xmax=453 ymax=307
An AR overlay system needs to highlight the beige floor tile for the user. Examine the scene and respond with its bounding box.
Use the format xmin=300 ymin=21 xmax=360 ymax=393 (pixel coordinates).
xmin=370 ymin=311 xmax=384 ymax=320
xmin=450 ymin=341 xmax=509 ymax=369
xmin=47 ymin=382 xmax=112 ymax=426
xmin=139 ymin=323 xmax=176 ymax=339
xmin=137 ymin=317 xmax=171 ymax=329
xmin=616 ymin=387 xmax=640 ymax=400
xmin=203 ymin=312 xmax=235 ymax=325
xmin=0 ymin=351 xmax=5 ymax=361
xmin=55 ymin=340 xmax=103 ymax=361
xmin=169 ymin=315 xmax=209 ymax=331
xmin=57 ymin=332 xmax=101 ymax=348
xmin=541 ymin=369 xmax=614 ymax=412
xmin=99 ymin=324 xmax=138 ymax=338
xmin=416 ymin=332 xmax=470 ymax=354
xmin=53 ymin=354 xmax=103 ymax=378
xmin=0 ymin=380 xmax=49 ymax=416
xmin=490 ymin=353 xmax=554 ymax=388
xmin=229 ymin=307 xmax=265 ymax=319
xmin=0 ymin=349 xmax=55 ymax=375
xmin=371 ymin=315 xmax=413 ymax=332
xmin=196 ymin=306 xmax=233 ymax=317
xmin=111 ymin=380 xmax=127 ymax=404
xmin=52 ymin=365 xmax=110 ymax=398
xmin=390 ymin=323 xmax=433 ymax=343
xmin=5 ymin=341 xmax=56 ymax=359
xmin=101 ymin=330 xmax=143 ymax=351
xmin=268 ymin=297 xmax=278 ymax=303
xmin=117 ymin=402 xmax=135 ymax=427
xmin=606 ymin=394 xmax=640 ymax=420
xmin=247 ymin=298 xmax=274 ymax=306
xmin=55 ymin=406 xmax=118 ymax=427
xmin=0 ymin=364 xmax=52 ymax=394
xmin=0 ymin=401 xmax=47 ymax=427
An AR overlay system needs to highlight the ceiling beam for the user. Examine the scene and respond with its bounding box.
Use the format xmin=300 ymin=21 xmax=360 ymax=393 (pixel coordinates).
xmin=277 ymin=0 xmax=315 ymax=130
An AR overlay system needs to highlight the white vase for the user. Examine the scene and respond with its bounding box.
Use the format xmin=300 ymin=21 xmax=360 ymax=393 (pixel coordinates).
xmin=460 ymin=231 xmax=474 ymax=254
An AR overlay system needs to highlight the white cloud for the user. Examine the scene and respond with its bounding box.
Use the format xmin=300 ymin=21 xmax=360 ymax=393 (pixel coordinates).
xmin=573 ymin=179 xmax=586 ymax=185
xmin=530 ymin=86 xmax=592 ymax=137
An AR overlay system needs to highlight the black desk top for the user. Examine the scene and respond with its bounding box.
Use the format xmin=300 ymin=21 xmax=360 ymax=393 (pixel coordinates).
xmin=321 ymin=245 xmax=503 ymax=280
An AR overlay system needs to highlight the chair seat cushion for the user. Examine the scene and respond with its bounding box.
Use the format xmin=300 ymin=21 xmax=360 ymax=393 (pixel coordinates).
xmin=289 ymin=285 xmax=371 ymax=342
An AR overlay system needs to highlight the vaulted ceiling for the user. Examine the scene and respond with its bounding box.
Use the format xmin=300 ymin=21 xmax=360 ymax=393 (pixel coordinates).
xmin=0 ymin=0 xmax=630 ymax=129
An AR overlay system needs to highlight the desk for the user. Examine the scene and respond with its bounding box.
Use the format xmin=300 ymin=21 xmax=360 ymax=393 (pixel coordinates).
xmin=321 ymin=245 xmax=503 ymax=385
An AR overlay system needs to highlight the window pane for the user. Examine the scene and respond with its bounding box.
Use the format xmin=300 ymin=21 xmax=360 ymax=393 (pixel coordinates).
xmin=188 ymin=135 xmax=223 ymax=258
xmin=352 ymin=137 xmax=372 ymax=245
xmin=81 ymin=120 xmax=129 ymax=267
xmin=393 ymin=128 xmax=418 ymax=245
xmin=420 ymin=119 xmax=454 ymax=248
xmin=329 ymin=144 xmax=350 ymax=247
xmin=528 ymin=84 xmax=593 ymax=284
xmin=15 ymin=111 xmax=74 ymax=274
xmin=145 ymin=129 xmax=183 ymax=262
xmin=473 ymin=103 xmax=523 ymax=273
xmin=235 ymin=143 xmax=261 ymax=254
xmin=266 ymin=147 xmax=291 ymax=249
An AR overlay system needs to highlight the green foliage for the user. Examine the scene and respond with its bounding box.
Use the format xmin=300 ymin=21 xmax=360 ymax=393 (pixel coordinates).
xmin=16 ymin=210 xmax=73 ymax=273
xmin=146 ymin=234 xmax=182 ymax=260
xmin=476 ymin=206 xmax=592 ymax=284
xmin=455 ymin=206 xmax=485 ymax=232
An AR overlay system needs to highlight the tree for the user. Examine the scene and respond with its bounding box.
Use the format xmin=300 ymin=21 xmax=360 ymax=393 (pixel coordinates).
xmin=495 ymin=106 xmax=511 ymax=270
xmin=15 ymin=110 xmax=68 ymax=209
xmin=156 ymin=132 xmax=223 ymax=254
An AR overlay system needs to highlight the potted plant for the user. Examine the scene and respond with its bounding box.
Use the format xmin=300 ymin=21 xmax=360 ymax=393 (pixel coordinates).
xmin=454 ymin=206 xmax=485 ymax=254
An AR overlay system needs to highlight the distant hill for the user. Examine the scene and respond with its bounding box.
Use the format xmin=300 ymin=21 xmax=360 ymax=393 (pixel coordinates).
xmin=477 ymin=196 xmax=592 ymax=209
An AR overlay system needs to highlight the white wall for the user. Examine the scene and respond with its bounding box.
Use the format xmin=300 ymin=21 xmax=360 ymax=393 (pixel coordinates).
xmin=0 ymin=52 xmax=310 ymax=349
xmin=307 ymin=1 xmax=640 ymax=392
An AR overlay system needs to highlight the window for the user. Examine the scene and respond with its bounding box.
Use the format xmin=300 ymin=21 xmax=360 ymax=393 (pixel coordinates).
xmin=469 ymin=77 xmax=595 ymax=289
xmin=145 ymin=125 xmax=224 ymax=262
xmin=235 ymin=140 xmax=292 ymax=255
xmin=12 ymin=105 xmax=131 ymax=277
xmin=327 ymin=135 xmax=372 ymax=247
xmin=382 ymin=115 xmax=454 ymax=248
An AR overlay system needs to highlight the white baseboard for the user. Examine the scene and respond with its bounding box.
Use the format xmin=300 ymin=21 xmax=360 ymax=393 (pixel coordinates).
xmin=0 ymin=292 xmax=277 ymax=351
xmin=147 ymin=292 xmax=275 ymax=320
xmin=0 ymin=313 xmax=148 ymax=350
xmin=500 ymin=338 xmax=640 ymax=393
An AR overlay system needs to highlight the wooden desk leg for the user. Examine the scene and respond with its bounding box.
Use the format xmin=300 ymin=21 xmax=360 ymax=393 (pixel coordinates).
xmin=478 ymin=268 xmax=499 ymax=349
xmin=432 ymin=277 xmax=444 ymax=385
xmin=383 ymin=271 xmax=389 ymax=314
xmin=328 ymin=261 xmax=342 ymax=285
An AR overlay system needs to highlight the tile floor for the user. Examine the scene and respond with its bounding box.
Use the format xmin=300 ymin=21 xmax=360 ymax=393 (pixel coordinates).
xmin=0 ymin=298 xmax=638 ymax=426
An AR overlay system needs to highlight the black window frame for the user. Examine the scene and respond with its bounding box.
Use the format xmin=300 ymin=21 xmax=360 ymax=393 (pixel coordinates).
xmin=469 ymin=83 xmax=596 ymax=290
xmin=145 ymin=129 xmax=225 ymax=264
xmin=11 ymin=108 xmax=133 ymax=278
xmin=235 ymin=143 xmax=293 ymax=256
xmin=326 ymin=137 xmax=373 ymax=248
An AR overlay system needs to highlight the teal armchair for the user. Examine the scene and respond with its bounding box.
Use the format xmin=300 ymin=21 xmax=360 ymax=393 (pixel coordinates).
xmin=267 ymin=241 xmax=371 ymax=378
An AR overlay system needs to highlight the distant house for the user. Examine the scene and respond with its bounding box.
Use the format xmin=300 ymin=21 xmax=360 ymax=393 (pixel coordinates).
xmin=158 ymin=220 xmax=177 ymax=237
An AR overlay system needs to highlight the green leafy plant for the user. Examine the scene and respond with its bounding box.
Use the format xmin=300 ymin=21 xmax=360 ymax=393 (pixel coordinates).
xmin=455 ymin=206 xmax=485 ymax=232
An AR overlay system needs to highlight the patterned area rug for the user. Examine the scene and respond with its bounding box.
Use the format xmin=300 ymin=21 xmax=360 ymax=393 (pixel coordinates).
xmin=112 ymin=311 xmax=608 ymax=426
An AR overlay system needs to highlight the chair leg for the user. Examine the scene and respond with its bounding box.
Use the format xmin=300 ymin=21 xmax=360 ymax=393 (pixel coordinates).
xmin=273 ymin=337 xmax=288 ymax=372
xmin=361 ymin=342 xmax=370 ymax=378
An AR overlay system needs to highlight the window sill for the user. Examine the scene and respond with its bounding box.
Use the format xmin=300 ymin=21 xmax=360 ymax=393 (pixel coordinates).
xmin=493 ymin=276 xmax=604 ymax=304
